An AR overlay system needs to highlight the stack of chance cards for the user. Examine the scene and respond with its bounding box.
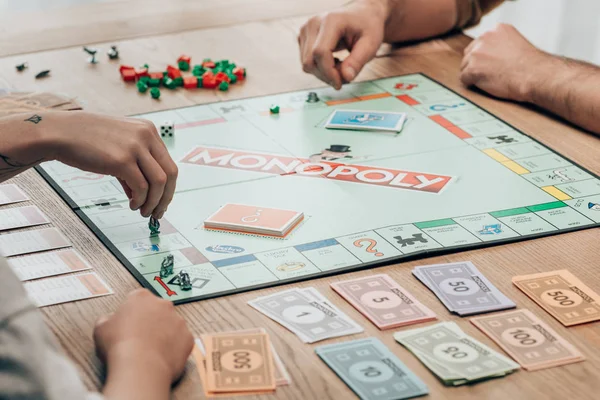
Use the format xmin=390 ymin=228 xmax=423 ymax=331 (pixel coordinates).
xmin=471 ymin=309 xmax=585 ymax=371
xmin=394 ymin=322 xmax=520 ymax=386
xmin=194 ymin=330 xmax=279 ymax=397
xmin=204 ymin=203 xmax=303 ymax=237
xmin=325 ymin=110 xmax=407 ymax=133
xmin=316 ymin=337 xmax=428 ymax=400
xmin=331 ymin=274 xmax=436 ymax=330
xmin=413 ymin=261 xmax=515 ymax=316
xmin=512 ymin=270 xmax=600 ymax=326
xmin=248 ymin=287 xmax=363 ymax=343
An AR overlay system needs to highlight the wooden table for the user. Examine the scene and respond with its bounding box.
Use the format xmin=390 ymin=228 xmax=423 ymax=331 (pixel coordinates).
xmin=1 ymin=5 xmax=600 ymax=400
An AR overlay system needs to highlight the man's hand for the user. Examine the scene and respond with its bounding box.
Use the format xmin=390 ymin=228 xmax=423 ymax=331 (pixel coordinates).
xmin=298 ymin=0 xmax=388 ymax=89
xmin=461 ymin=24 xmax=549 ymax=102
xmin=46 ymin=111 xmax=177 ymax=219
xmin=94 ymin=289 xmax=194 ymax=400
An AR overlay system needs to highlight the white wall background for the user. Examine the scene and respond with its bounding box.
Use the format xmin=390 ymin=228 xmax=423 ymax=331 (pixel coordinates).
xmin=466 ymin=0 xmax=600 ymax=64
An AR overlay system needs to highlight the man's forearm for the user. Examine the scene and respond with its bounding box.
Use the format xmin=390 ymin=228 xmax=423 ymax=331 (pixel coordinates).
xmin=0 ymin=113 xmax=54 ymax=182
xmin=379 ymin=0 xmax=504 ymax=43
xmin=525 ymin=53 xmax=600 ymax=136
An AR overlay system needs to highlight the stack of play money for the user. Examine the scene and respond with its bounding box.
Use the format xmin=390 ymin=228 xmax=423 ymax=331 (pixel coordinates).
xmin=394 ymin=322 xmax=520 ymax=386
xmin=193 ymin=329 xmax=291 ymax=397
xmin=331 ymin=274 xmax=437 ymax=330
xmin=512 ymin=270 xmax=600 ymax=326
xmin=248 ymin=287 xmax=363 ymax=343
xmin=471 ymin=309 xmax=585 ymax=370
xmin=316 ymin=337 xmax=429 ymax=400
xmin=413 ymin=261 xmax=516 ymax=316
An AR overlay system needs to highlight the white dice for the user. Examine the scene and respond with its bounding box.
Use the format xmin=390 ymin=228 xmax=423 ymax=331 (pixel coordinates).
xmin=160 ymin=121 xmax=174 ymax=137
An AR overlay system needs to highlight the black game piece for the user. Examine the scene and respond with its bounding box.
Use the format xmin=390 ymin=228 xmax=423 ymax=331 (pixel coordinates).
xmin=107 ymin=45 xmax=119 ymax=60
xmin=149 ymin=216 xmax=161 ymax=237
xmin=35 ymin=70 xmax=51 ymax=79
xmin=160 ymin=254 xmax=174 ymax=278
xmin=16 ymin=62 xmax=28 ymax=72
xmin=179 ymin=270 xmax=192 ymax=291
xmin=306 ymin=92 xmax=320 ymax=103
xmin=83 ymin=47 xmax=98 ymax=64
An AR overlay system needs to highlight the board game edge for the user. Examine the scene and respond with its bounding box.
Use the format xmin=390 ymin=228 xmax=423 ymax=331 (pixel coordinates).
xmin=33 ymin=72 xmax=600 ymax=305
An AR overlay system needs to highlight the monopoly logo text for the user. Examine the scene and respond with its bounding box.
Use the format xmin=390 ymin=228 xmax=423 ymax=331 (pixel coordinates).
xmin=181 ymin=147 xmax=452 ymax=193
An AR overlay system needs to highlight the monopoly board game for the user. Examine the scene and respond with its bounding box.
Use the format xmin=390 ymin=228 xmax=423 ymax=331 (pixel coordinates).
xmin=37 ymin=74 xmax=600 ymax=304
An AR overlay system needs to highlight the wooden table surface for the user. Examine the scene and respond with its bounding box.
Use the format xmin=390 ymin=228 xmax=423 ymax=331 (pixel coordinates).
xmin=1 ymin=7 xmax=600 ymax=400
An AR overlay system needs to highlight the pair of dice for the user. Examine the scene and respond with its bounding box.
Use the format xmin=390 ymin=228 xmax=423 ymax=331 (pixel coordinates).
xmin=160 ymin=121 xmax=174 ymax=137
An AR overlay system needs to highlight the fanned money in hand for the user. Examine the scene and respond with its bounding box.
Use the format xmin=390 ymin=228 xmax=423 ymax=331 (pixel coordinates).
xmin=471 ymin=309 xmax=585 ymax=370
xmin=316 ymin=337 xmax=429 ymax=400
xmin=248 ymin=287 xmax=363 ymax=343
xmin=331 ymin=274 xmax=437 ymax=330
xmin=512 ymin=270 xmax=600 ymax=326
xmin=194 ymin=329 xmax=284 ymax=397
xmin=394 ymin=322 xmax=519 ymax=386
xmin=413 ymin=261 xmax=515 ymax=316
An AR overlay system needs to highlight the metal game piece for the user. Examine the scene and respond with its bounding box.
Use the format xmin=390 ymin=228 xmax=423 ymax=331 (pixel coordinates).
xmin=107 ymin=45 xmax=119 ymax=60
xmin=306 ymin=91 xmax=320 ymax=103
xmin=149 ymin=217 xmax=161 ymax=237
xmin=83 ymin=47 xmax=99 ymax=64
xmin=160 ymin=254 xmax=174 ymax=278
xmin=179 ymin=270 xmax=192 ymax=291
xmin=15 ymin=62 xmax=28 ymax=72
xmin=35 ymin=70 xmax=51 ymax=79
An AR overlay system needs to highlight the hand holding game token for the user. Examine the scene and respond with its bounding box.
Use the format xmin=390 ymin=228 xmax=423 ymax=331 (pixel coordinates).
xmin=0 ymin=111 xmax=177 ymax=219
xmin=298 ymin=1 xmax=385 ymax=89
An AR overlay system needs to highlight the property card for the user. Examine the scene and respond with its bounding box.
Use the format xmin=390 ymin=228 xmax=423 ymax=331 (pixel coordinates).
xmin=0 ymin=206 xmax=50 ymax=231
xmin=394 ymin=322 xmax=519 ymax=384
xmin=325 ymin=110 xmax=407 ymax=132
xmin=8 ymin=249 xmax=92 ymax=281
xmin=0 ymin=227 xmax=70 ymax=257
xmin=512 ymin=270 xmax=600 ymax=326
xmin=204 ymin=331 xmax=276 ymax=393
xmin=413 ymin=261 xmax=516 ymax=315
xmin=0 ymin=184 xmax=29 ymax=205
xmin=248 ymin=287 xmax=363 ymax=343
xmin=316 ymin=337 xmax=429 ymax=400
xmin=204 ymin=203 xmax=303 ymax=237
xmin=331 ymin=274 xmax=437 ymax=330
xmin=471 ymin=309 xmax=585 ymax=371
xmin=24 ymin=272 xmax=112 ymax=307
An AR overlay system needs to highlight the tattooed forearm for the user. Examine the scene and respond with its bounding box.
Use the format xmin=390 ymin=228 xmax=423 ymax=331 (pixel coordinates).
xmin=0 ymin=153 xmax=43 ymax=181
xmin=24 ymin=114 xmax=42 ymax=124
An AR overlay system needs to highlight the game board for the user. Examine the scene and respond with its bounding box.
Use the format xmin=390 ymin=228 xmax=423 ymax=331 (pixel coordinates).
xmin=37 ymin=74 xmax=600 ymax=304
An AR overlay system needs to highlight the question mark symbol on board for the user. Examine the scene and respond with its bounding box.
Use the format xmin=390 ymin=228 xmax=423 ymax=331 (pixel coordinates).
xmin=429 ymin=103 xmax=465 ymax=112
xmin=241 ymin=209 xmax=263 ymax=223
xmin=353 ymin=239 xmax=384 ymax=257
xmin=62 ymin=173 xmax=104 ymax=183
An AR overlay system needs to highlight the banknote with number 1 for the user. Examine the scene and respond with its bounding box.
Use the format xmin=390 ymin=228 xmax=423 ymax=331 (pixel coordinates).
xmin=413 ymin=261 xmax=515 ymax=315
xmin=248 ymin=288 xmax=363 ymax=343
xmin=471 ymin=309 xmax=585 ymax=370
xmin=512 ymin=270 xmax=600 ymax=326
xmin=331 ymin=274 xmax=437 ymax=330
